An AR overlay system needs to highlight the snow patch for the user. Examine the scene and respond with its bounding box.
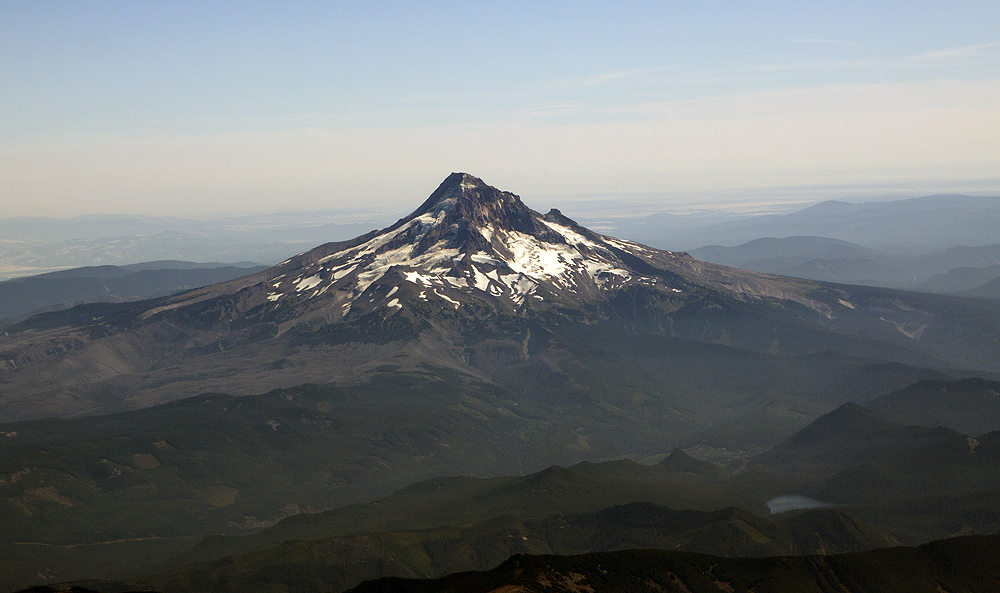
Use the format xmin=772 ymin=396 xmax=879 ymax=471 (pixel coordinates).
xmin=295 ymin=275 xmax=322 ymax=291
xmin=333 ymin=264 xmax=358 ymax=280
xmin=434 ymin=289 xmax=460 ymax=308
xmin=405 ymin=271 xmax=434 ymax=286
xmin=472 ymin=266 xmax=492 ymax=292
xmin=470 ymin=252 xmax=499 ymax=265
xmin=539 ymin=219 xmax=599 ymax=249
xmin=606 ymin=237 xmax=653 ymax=253
xmin=503 ymin=231 xmax=582 ymax=283
xmin=479 ymin=224 xmax=495 ymax=242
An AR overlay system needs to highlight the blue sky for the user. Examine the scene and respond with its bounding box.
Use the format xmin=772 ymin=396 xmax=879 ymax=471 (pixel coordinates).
xmin=2 ymin=1 xmax=999 ymax=217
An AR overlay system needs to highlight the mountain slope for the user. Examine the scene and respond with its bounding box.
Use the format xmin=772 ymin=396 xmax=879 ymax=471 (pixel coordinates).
xmin=866 ymin=377 xmax=1000 ymax=436
xmin=965 ymin=271 xmax=1000 ymax=298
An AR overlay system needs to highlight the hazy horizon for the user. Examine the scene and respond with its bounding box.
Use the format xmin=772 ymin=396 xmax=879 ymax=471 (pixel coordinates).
xmin=2 ymin=177 xmax=999 ymax=224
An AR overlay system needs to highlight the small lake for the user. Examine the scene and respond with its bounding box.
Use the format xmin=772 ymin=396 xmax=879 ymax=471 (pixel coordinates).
xmin=767 ymin=495 xmax=835 ymax=514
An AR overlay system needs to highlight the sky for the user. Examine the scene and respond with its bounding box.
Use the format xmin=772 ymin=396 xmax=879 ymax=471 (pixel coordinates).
xmin=2 ymin=1 xmax=999 ymax=218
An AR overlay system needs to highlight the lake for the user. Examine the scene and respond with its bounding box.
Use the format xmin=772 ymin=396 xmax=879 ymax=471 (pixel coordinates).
xmin=767 ymin=495 xmax=835 ymax=514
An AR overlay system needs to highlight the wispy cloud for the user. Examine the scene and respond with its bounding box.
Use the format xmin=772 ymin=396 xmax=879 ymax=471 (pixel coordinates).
xmin=550 ymin=66 xmax=673 ymax=89
xmin=701 ymin=44 xmax=765 ymax=55
xmin=517 ymin=101 xmax=587 ymax=117
xmin=907 ymin=42 xmax=999 ymax=63
xmin=751 ymin=42 xmax=998 ymax=73
xmin=749 ymin=58 xmax=875 ymax=73
xmin=391 ymin=91 xmax=501 ymax=105
xmin=788 ymin=38 xmax=862 ymax=49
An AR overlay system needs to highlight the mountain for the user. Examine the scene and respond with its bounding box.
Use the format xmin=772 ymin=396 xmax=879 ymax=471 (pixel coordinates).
xmin=3 ymin=173 xmax=1000 ymax=424
xmin=688 ymin=236 xmax=893 ymax=284
xmin=866 ymin=377 xmax=1000 ymax=437
xmin=740 ymin=399 xmax=1000 ymax=527
xmin=656 ymin=448 xmax=725 ymax=475
xmin=710 ymin=195 xmax=1000 ymax=252
xmin=0 ymin=261 xmax=268 ymax=320
xmin=5 ymin=176 xmax=1000 ymax=593
xmin=743 ymin=402 xmax=915 ymax=477
xmin=585 ymin=195 xmax=1000 ymax=255
xmin=690 ymin=237 xmax=1000 ymax=290
xmin=899 ymin=243 xmax=1000 ymax=293
xmin=964 ymin=271 xmax=1000 ymax=299
xmin=914 ymin=242 xmax=1000 ymax=272
xmin=918 ymin=263 xmax=1000 ymax=294
xmin=744 ymin=399 xmax=996 ymax=481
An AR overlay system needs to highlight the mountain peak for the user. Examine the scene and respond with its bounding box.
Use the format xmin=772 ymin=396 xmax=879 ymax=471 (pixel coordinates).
xmin=783 ymin=402 xmax=902 ymax=449
xmin=404 ymin=172 xmax=540 ymax=237
xmin=657 ymin=448 xmax=723 ymax=475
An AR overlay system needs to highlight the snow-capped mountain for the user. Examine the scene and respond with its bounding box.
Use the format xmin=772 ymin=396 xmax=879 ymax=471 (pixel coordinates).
xmin=146 ymin=172 xmax=826 ymax=327
xmin=3 ymin=173 xmax=1000 ymax=421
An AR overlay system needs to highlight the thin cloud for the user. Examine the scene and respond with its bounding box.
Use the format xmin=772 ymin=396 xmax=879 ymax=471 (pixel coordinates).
xmin=391 ymin=91 xmax=500 ymax=105
xmin=788 ymin=38 xmax=862 ymax=49
xmin=752 ymin=42 xmax=998 ymax=73
xmin=551 ymin=66 xmax=673 ymax=89
xmin=518 ymin=101 xmax=587 ymax=117
xmin=908 ymin=43 xmax=999 ymax=62
xmin=701 ymin=44 xmax=766 ymax=55
xmin=749 ymin=58 xmax=876 ymax=73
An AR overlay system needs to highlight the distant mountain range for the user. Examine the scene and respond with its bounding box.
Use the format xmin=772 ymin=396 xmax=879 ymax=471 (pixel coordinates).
xmin=688 ymin=236 xmax=1000 ymax=293
xmin=0 ymin=261 xmax=267 ymax=320
xmin=600 ymin=194 xmax=1000 ymax=253
xmin=0 ymin=210 xmax=393 ymax=281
